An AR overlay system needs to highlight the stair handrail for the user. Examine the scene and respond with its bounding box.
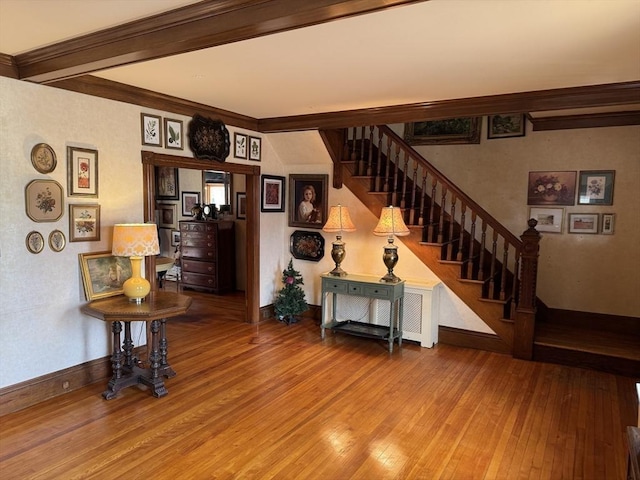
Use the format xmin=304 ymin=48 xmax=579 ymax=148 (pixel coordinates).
xmin=377 ymin=124 xmax=523 ymax=249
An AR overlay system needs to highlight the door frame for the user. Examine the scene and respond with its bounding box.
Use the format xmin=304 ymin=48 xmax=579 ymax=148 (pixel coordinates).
xmin=141 ymin=151 xmax=261 ymax=323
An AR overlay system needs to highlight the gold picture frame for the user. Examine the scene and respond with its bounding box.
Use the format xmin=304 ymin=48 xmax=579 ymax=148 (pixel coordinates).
xmin=79 ymin=251 xmax=132 ymax=301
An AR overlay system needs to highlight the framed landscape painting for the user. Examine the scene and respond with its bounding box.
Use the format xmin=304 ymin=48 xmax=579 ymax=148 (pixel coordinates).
xmin=404 ymin=117 xmax=482 ymax=145
xmin=79 ymin=251 xmax=132 ymax=301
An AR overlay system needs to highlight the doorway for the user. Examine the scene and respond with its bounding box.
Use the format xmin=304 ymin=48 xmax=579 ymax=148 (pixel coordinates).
xmin=141 ymin=151 xmax=261 ymax=323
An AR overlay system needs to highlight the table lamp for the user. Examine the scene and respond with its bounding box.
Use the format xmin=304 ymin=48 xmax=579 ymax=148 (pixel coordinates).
xmin=112 ymin=223 xmax=160 ymax=303
xmin=373 ymin=206 xmax=410 ymax=283
xmin=322 ymin=204 xmax=356 ymax=276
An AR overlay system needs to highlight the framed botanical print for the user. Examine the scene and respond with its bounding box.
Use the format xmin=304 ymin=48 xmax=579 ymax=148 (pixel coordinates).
xmin=155 ymin=166 xmax=179 ymax=200
xmin=48 ymin=229 xmax=66 ymax=252
xmin=141 ymin=113 xmax=162 ymax=146
xmin=164 ymin=118 xmax=183 ymax=150
xmin=69 ymin=204 xmax=101 ymax=242
xmin=234 ymin=133 xmax=248 ymax=159
xmin=25 ymin=231 xmax=45 ymax=254
xmin=577 ymin=170 xmax=615 ymax=205
xmin=249 ymin=136 xmax=262 ymax=161
xmin=25 ymin=179 xmax=64 ymax=222
xmin=67 ymin=146 xmax=98 ymax=197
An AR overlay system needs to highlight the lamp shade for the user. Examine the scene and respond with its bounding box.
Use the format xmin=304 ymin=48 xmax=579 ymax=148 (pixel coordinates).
xmin=112 ymin=223 xmax=160 ymax=257
xmin=322 ymin=205 xmax=356 ymax=233
xmin=373 ymin=206 xmax=409 ymax=237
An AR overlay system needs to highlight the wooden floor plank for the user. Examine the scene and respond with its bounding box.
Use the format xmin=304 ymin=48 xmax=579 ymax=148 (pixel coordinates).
xmin=0 ymin=285 xmax=637 ymax=479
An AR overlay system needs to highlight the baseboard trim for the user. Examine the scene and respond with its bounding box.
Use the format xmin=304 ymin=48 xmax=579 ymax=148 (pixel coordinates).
xmin=438 ymin=326 xmax=511 ymax=355
xmin=0 ymin=346 xmax=144 ymax=416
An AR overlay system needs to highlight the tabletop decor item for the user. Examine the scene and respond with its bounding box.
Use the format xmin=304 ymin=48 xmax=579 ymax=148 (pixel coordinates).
xmin=30 ymin=143 xmax=57 ymax=173
xmin=373 ymin=205 xmax=410 ymax=283
xmin=79 ymin=251 xmax=132 ymax=301
xmin=111 ymin=223 xmax=160 ymax=303
xmin=322 ymin=205 xmax=356 ymax=275
xmin=187 ymin=114 xmax=230 ymax=162
xmin=25 ymin=179 xmax=64 ymax=222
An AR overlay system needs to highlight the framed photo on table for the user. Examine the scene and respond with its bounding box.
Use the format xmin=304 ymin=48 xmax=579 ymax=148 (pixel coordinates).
xmin=261 ymin=175 xmax=285 ymax=212
xmin=67 ymin=146 xmax=98 ymax=197
xmin=288 ymin=174 xmax=328 ymax=229
xmin=577 ymin=170 xmax=615 ymax=205
xmin=79 ymin=251 xmax=132 ymax=301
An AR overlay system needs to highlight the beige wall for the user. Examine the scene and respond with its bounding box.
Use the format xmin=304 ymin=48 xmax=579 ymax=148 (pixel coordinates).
xmin=404 ymin=121 xmax=640 ymax=318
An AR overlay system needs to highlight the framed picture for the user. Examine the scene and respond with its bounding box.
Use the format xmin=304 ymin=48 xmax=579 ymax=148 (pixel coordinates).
xmin=181 ymin=191 xmax=200 ymax=216
xmin=527 ymin=171 xmax=576 ymax=206
xmin=236 ymin=192 xmax=247 ymax=219
xmin=601 ymin=213 xmax=615 ymax=235
xmin=261 ymin=175 xmax=285 ymax=212
xmin=404 ymin=117 xmax=482 ymax=145
xmin=568 ymin=213 xmax=599 ymax=234
xmin=528 ymin=207 xmax=564 ymax=234
xmin=577 ymin=170 xmax=615 ymax=205
xmin=157 ymin=203 xmax=177 ymax=228
xmin=288 ymin=174 xmax=328 ymax=229
xmin=48 ymin=229 xmax=66 ymax=252
xmin=25 ymin=231 xmax=44 ymax=254
xmin=67 ymin=146 xmax=98 ymax=197
xmin=30 ymin=143 xmax=57 ymax=174
xmin=234 ymin=132 xmax=248 ymax=159
xmin=487 ymin=114 xmax=526 ymax=139
xmin=141 ymin=113 xmax=162 ymax=146
xmin=155 ymin=166 xmax=179 ymax=200
xmin=79 ymin=251 xmax=133 ymax=301
xmin=25 ymin=179 xmax=64 ymax=222
xmin=171 ymin=230 xmax=181 ymax=246
xmin=69 ymin=204 xmax=101 ymax=242
xmin=164 ymin=118 xmax=183 ymax=150
xmin=249 ymin=136 xmax=262 ymax=161
xmin=290 ymin=230 xmax=325 ymax=262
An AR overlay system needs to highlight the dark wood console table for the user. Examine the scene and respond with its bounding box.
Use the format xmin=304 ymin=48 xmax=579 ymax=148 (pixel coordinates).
xmin=81 ymin=291 xmax=192 ymax=399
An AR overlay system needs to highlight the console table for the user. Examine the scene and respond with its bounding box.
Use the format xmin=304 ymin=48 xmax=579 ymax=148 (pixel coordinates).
xmin=81 ymin=291 xmax=192 ymax=399
xmin=320 ymin=273 xmax=405 ymax=353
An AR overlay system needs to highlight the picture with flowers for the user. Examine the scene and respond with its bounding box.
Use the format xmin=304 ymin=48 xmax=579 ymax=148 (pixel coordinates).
xmin=67 ymin=146 xmax=98 ymax=197
xmin=577 ymin=170 xmax=615 ymax=205
xmin=527 ymin=171 xmax=576 ymax=206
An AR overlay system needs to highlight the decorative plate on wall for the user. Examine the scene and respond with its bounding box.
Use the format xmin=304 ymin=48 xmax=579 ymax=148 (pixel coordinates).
xmin=187 ymin=114 xmax=230 ymax=162
xmin=290 ymin=230 xmax=325 ymax=262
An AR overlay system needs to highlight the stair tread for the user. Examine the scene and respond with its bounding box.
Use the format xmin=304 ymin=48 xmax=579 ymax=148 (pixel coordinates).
xmin=535 ymin=323 xmax=640 ymax=361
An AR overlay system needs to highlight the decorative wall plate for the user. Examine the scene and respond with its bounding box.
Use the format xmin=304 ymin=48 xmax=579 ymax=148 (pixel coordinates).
xmin=187 ymin=114 xmax=230 ymax=162
xmin=290 ymin=230 xmax=325 ymax=262
xmin=30 ymin=143 xmax=57 ymax=174
xmin=26 ymin=231 xmax=44 ymax=254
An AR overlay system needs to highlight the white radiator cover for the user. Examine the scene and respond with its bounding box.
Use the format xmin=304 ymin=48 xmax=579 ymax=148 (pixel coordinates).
xmin=333 ymin=279 xmax=442 ymax=348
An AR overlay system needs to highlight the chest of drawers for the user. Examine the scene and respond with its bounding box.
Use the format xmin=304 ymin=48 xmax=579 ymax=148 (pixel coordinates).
xmin=179 ymin=220 xmax=235 ymax=294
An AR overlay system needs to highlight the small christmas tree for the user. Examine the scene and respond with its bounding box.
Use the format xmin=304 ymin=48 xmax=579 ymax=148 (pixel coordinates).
xmin=274 ymin=259 xmax=308 ymax=325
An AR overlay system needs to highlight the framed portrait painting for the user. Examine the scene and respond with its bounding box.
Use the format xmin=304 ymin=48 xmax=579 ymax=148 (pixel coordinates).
xmin=261 ymin=175 xmax=285 ymax=212
xmin=577 ymin=170 xmax=615 ymax=205
xmin=79 ymin=251 xmax=132 ymax=301
xmin=67 ymin=146 xmax=98 ymax=197
xmin=288 ymin=174 xmax=328 ymax=229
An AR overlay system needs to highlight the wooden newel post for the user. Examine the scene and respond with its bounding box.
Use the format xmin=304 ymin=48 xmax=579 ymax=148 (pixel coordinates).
xmin=513 ymin=219 xmax=541 ymax=360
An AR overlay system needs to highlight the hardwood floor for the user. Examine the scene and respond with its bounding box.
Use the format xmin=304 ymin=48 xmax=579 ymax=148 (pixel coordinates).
xmin=0 ymin=284 xmax=637 ymax=479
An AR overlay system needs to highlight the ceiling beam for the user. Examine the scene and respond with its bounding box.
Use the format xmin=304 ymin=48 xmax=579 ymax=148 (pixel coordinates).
xmin=14 ymin=0 xmax=427 ymax=84
xmin=258 ymin=81 xmax=640 ymax=131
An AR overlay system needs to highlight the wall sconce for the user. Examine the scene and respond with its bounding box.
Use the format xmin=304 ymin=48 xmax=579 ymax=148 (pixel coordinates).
xmin=322 ymin=204 xmax=356 ymax=276
xmin=373 ymin=206 xmax=409 ymax=283
xmin=112 ymin=223 xmax=160 ymax=303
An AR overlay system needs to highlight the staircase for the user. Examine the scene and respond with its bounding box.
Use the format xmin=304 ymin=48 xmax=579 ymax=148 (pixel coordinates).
xmin=319 ymin=126 xmax=639 ymax=377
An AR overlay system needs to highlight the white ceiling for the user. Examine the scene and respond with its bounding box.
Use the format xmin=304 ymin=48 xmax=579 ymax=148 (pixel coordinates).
xmin=1 ymin=0 xmax=639 ymax=119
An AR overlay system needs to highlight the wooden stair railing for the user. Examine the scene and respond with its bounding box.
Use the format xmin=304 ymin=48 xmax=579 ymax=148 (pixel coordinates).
xmin=320 ymin=126 xmax=541 ymax=358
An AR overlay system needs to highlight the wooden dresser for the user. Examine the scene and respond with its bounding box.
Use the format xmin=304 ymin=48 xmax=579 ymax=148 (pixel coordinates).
xmin=179 ymin=220 xmax=235 ymax=294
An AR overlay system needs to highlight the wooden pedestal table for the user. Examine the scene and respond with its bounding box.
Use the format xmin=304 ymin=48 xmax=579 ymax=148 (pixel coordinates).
xmin=81 ymin=291 xmax=192 ymax=400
